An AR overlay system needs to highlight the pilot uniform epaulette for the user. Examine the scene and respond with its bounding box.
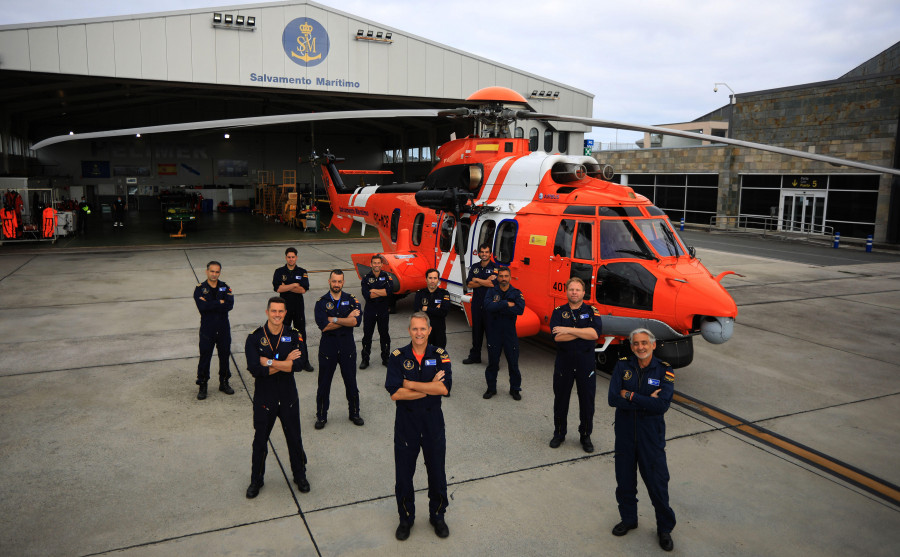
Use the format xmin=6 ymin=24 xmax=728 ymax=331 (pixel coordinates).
xmin=555 ymin=304 xmax=565 ymax=311
xmin=392 ymin=349 xmax=401 ymax=356
xmin=196 ymin=283 xmax=202 ymax=287
xmin=592 ymin=305 xmax=601 ymax=315
xmin=435 ymin=347 xmax=446 ymax=354
xmin=619 ymin=356 xmax=629 ymax=361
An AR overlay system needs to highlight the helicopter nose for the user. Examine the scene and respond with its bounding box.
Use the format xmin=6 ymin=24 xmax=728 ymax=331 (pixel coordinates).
xmin=673 ymin=271 xmax=738 ymax=343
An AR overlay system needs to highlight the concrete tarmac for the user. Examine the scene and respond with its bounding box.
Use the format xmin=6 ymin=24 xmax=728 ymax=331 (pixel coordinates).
xmin=1 ymin=239 xmax=899 ymax=556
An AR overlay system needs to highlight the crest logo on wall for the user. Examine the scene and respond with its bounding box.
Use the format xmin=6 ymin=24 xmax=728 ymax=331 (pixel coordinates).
xmin=282 ymin=18 xmax=329 ymax=67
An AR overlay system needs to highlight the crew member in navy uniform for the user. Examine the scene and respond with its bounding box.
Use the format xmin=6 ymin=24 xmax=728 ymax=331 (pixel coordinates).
xmin=313 ymin=269 xmax=363 ymax=429
xmin=548 ymin=277 xmax=602 ymax=452
xmin=193 ymin=261 xmax=235 ymax=400
xmin=482 ymin=266 xmax=525 ymax=400
xmin=385 ymin=312 xmax=452 ymax=541
xmin=463 ymin=244 xmax=498 ymax=364
xmin=608 ymin=328 xmax=676 ymax=552
xmin=273 ymin=247 xmax=314 ymax=371
xmin=413 ymin=268 xmax=450 ymax=349
xmin=244 ymin=296 xmax=310 ymax=498
xmin=360 ymin=254 xmax=395 ymax=369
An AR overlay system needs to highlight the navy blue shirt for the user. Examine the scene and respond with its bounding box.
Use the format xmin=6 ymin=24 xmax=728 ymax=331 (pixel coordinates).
xmin=193 ymin=280 xmax=234 ymax=330
xmin=385 ymin=344 xmax=453 ymax=410
xmin=549 ymin=303 xmax=603 ymax=355
xmin=483 ymin=284 xmax=525 ymax=322
xmin=361 ymin=271 xmax=395 ymax=306
xmin=244 ymin=323 xmax=306 ymax=403
xmin=414 ymin=287 xmax=450 ymax=320
xmin=272 ymin=265 xmax=310 ymax=307
xmin=608 ymin=354 xmax=674 ymax=416
xmin=314 ymin=291 xmax=362 ymax=337
xmin=466 ymin=261 xmax=499 ymax=304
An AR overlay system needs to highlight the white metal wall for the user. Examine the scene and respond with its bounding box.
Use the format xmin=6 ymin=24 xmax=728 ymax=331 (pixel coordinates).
xmin=0 ymin=1 xmax=592 ymax=128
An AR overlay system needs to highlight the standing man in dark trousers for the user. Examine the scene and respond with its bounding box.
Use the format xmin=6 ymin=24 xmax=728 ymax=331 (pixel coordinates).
xmin=385 ymin=312 xmax=452 ymax=541
xmin=482 ymin=267 xmax=525 ymax=400
xmin=313 ymin=269 xmax=364 ymax=429
xmin=244 ymin=297 xmax=310 ymax=498
xmin=463 ymin=244 xmax=498 ymax=364
xmin=193 ymin=261 xmax=235 ymax=400
xmin=113 ymin=196 xmax=126 ymax=228
xmin=548 ymin=277 xmax=602 ymax=452
xmin=413 ymin=268 xmax=450 ymax=349
xmin=273 ymin=247 xmax=314 ymax=371
xmin=608 ymin=328 xmax=676 ymax=552
xmin=360 ymin=254 xmax=394 ymax=369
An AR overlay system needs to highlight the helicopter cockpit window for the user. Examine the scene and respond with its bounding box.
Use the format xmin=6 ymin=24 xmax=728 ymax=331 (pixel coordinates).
xmin=515 ymin=127 xmax=524 ymax=138
xmin=477 ymin=220 xmax=496 ymax=252
xmin=600 ymin=220 xmax=654 ymax=260
xmin=390 ymin=209 xmax=401 ymax=243
xmin=635 ymin=218 xmax=685 ymax=257
xmin=544 ymin=130 xmax=553 ymax=152
xmin=494 ymin=220 xmax=518 ymax=265
xmin=529 ymin=129 xmax=539 ymax=151
xmin=412 ymin=213 xmax=424 ymax=246
xmin=596 ymin=263 xmax=656 ymax=311
xmin=439 ymin=214 xmax=455 ymax=253
xmin=454 ymin=218 xmax=471 ymax=255
xmin=574 ymin=222 xmax=593 ymax=260
xmin=553 ymin=219 xmax=575 ymax=257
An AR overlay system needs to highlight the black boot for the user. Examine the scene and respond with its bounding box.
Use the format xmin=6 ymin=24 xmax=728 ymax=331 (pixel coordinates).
xmin=219 ymin=380 xmax=235 ymax=395
xmin=197 ymin=382 xmax=207 ymax=400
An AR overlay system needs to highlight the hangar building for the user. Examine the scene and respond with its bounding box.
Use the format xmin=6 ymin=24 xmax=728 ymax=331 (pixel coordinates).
xmin=0 ymin=0 xmax=592 ymax=217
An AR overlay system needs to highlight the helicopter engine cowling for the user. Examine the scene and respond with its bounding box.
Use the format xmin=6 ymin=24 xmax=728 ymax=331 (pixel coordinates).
xmin=700 ymin=316 xmax=734 ymax=344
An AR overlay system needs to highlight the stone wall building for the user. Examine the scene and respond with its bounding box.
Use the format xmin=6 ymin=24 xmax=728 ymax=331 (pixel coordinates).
xmin=598 ymin=41 xmax=899 ymax=242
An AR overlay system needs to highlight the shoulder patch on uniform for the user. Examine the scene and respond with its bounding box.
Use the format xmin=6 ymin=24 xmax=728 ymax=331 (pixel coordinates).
xmin=664 ymin=370 xmax=675 ymax=382
xmin=592 ymin=306 xmax=600 ymax=315
xmin=391 ymin=349 xmax=401 ymax=356
xmin=435 ymin=347 xmax=445 ymax=354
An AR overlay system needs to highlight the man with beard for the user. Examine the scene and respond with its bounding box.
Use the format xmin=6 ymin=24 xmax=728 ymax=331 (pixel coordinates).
xmin=313 ymin=270 xmax=363 ymax=429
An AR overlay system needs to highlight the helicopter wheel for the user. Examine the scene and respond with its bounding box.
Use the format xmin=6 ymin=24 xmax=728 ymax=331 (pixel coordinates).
xmin=595 ymin=344 xmax=620 ymax=374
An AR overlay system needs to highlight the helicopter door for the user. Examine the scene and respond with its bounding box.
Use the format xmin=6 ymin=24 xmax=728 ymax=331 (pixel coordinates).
xmin=550 ymin=218 xmax=595 ymax=303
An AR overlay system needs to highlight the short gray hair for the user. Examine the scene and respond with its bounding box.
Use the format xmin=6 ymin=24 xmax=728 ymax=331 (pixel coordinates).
xmin=409 ymin=311 xmax=431 ymax=328
xmin=629 ymin=328 xmax=656 ymax=343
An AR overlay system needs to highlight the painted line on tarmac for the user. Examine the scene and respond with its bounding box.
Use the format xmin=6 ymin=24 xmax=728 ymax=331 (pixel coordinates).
xmin=672 ymin=391 xmax=900 ymax=506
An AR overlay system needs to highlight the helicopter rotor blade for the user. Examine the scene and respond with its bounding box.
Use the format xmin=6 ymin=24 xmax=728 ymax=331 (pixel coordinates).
xmin=31 ymin=108 xmax=442 ymax=150
xmin=517 ymin=111 xmax=900 ymax=177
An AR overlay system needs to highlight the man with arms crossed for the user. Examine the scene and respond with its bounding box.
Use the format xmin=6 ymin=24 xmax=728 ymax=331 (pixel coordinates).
xmin=385 ymin=312 xmax=452 ymax=540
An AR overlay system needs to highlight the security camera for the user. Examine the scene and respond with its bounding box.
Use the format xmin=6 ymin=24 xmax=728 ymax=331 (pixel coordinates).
xmin=713 ymin=86 xmax=718 ymax=92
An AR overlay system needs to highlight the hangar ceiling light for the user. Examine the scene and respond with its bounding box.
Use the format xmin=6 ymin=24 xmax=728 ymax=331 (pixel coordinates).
xmin=213 ymin=13 xmax=255 ymax=31
xmin=355 ymin=29 xmax=393 ymax=43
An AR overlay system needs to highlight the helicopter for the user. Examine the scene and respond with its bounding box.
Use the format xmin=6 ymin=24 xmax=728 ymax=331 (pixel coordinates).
xmin=32 ymin=86 xmax=900 ymax=369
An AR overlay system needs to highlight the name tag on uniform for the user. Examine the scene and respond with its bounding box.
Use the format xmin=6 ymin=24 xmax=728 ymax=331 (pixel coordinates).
xmin=648 ymin=378 xmax=660 ymax=386
xmin=341 ymin=300 xmax=349 ymax=305
xmin=435 ymin=300 xmax=441 ymax=305
xmin=295 ymin=275 xmax=302 ymax=280
xmin=424 ymin=359 xmax=436 ymax=366
xmin=579 ymin=313 xmax=589 ymax=319
xmin=281 ymin=336 xmax=292 ymax=342
xmin=218 ymin=287 xmax=226 ymax=291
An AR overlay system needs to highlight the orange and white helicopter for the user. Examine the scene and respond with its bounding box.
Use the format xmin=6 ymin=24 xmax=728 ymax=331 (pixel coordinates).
xmin=33 ymin=86 xmax=900 ymax=369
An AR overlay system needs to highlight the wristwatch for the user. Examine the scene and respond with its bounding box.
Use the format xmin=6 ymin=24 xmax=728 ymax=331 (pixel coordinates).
xmin=331 ymin=317 xmax=338 ymax=323
xmin=266 ymin=359 xmax=274 ymax=366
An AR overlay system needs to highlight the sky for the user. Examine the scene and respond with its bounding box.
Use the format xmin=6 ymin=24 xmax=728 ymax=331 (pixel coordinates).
xmin=1 ymin=0 xmax=898 ymax=146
